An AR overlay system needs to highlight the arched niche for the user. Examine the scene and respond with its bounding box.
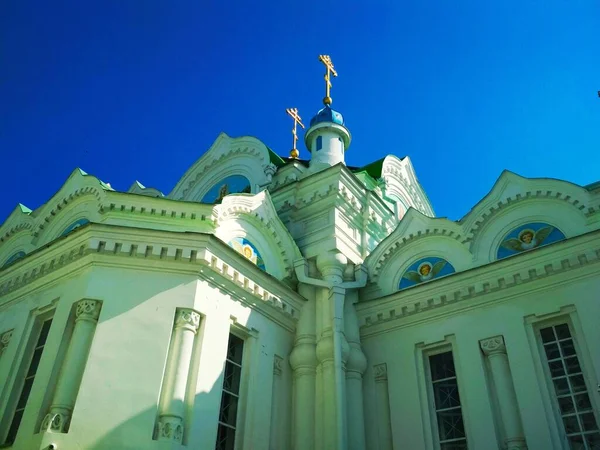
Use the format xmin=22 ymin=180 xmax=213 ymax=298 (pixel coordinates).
xmin=375 ymin=236 xmax=471 ymax=296
xmin=495 ymin=222 xmax=566 ymax=260
xmin=470 ymin=200 xmax=586 ymax=264
xmin=216 ymin=219 xmax=280 ymax=278
xmin=398 ymin=256 xmax=456 ymax=290
xmin=228 ymin=236 xmax=266 ymax=271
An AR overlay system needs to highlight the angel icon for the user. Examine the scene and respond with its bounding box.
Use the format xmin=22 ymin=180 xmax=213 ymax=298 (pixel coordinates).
xmin=500 ymin=226 xmax=554 ymax=253
xmin=402 ymin=260 xmax=447 ymax=284
xmin=230 ymin=239 xmax=258 ymax=264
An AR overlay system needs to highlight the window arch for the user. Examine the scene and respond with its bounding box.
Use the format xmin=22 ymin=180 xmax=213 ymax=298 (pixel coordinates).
xmin=2 ymin=251 xmax=26 ymax=268
xmin=201 ymin=175 xmax=251 ymax=204
xmin=316 ymin=136 xmax=323 ymax=151
xmin=61 ymin=218 xmax=90 ymax=237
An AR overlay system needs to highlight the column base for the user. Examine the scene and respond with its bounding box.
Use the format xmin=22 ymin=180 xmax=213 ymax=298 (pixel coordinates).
xmin=505 ymin=437 xmax=527 ymax=450
xmin=40 ymin=407 xmax=71 ymax=433
xmin=156 ymin=414 xmax=184 ymax=443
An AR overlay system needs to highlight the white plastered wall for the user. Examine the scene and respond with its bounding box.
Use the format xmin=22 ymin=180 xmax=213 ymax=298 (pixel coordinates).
xmin=0 ymin=265 xmax=294 ymax=450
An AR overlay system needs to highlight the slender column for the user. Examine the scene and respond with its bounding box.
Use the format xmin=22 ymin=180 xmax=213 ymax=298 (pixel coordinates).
xmin=41 ymin=299 xmax=101 ymax=433
xmin=345 ymin=293 xmax=367 ymax=450
xmin=289 ymin=283 xmax=317 ymax=450
xmin=155 ymin=308 xmax=200 ymax=443
xmin=316 ymin=252 xmax=349 ymax=450
xmin=269 ymin=355 xmax=283 ymax=450
xmin=0 ymin=329 xmax=13 ymax=358
xmin=374 ymin=363 xmax=392 ymax=450
xmin=480 ymin=336 xmax=527 ymax=450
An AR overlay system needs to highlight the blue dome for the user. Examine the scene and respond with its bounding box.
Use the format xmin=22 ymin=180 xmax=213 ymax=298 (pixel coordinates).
xmin=309 ymin=106 xmax=345 ymax=127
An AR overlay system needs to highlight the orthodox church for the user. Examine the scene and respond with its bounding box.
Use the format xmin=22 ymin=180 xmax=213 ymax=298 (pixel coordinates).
xmin=0 ymin=56 xmax=599 ymax=450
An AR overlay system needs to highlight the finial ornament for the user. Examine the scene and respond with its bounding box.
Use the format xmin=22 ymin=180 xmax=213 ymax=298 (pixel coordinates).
xmin=319 ymin=54 xmax=337 ymax=106
xmin=286 ymin=107 xmax=305 ymax=159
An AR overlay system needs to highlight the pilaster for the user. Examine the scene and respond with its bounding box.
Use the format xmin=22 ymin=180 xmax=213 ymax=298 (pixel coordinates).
xmin=480 ymin=336 xmax=527 ymax=450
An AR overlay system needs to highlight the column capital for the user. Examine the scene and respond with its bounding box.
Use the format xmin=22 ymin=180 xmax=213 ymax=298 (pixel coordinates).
xmin=75 ymin=299 xmax=102 ymax=322
xmin=40 ymin=406 xmax=72 ymax=433
xmin=174 ymin=308 xmax=201 ymax=333
xmin=0 ymin=329 xmax=13 ymax=357
xmin=156 ymin=414 xmax=184 ymax=443
xmin=273 ymin=355 xmax=283 ymax=376
xmin=374 ymin=363 xmax=388 ymax=382
xmin=480 ymin=335 xmax=506 ymax=356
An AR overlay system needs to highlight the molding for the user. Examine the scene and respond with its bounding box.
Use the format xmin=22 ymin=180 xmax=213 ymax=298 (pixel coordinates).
xmin=215 ymin=190 xmax=303 ymax=280
xmin=358 ymin=230 xmax=600 ymax=336
xmin=0 ymin=225 xmax=304 ymax=332
xmin=479 ymin=335 xmax=506 ymax=356
xmin=169 ymin=133 xmax=272 ymax=201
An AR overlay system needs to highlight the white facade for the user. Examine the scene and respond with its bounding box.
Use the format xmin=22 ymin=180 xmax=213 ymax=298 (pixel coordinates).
xmin=0 ymin=123 xmax=599 ymax=450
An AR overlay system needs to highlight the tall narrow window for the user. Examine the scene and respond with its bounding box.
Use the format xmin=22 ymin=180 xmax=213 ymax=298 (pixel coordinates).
xmin=539 ymin=324 xmax=600 ymax=449
xmin=316 ymin=136 xmax=323 ymax=151
xmin=215 ymin=334 xmax=244 ymax=450
xmin=4 ymin=318 xmax=53 ymax=445
xmin=428 ymin=351 xmax=468 ymax=450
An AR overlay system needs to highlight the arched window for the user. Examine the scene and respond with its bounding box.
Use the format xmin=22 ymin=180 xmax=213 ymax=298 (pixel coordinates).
xmin=316 ymin=136 xmax=323 ymax=151
xmin=201 ymin=175 xmax=251 ymax=204
xmin=2 ymin=251 xmax=26 ymax=268
xmin=61 ymin=218 xmax=90 ymax=237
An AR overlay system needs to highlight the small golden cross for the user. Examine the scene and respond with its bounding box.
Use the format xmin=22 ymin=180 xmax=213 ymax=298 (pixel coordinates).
xmin=319 ymin=54 xmax=338 ymax=105
xmin=286 ymin=107 xmax=305 ymax=159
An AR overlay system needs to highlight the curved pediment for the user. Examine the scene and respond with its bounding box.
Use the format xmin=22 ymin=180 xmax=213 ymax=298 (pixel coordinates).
xmin=461 ymin=171 xmax=591 ymax=240
xmin=460 ymin=171 xmax=593 ymax=262
xmin=0 ymin=168 xmax=111 ymax=267
xmin=365 ymin=208 xmax=467 ymax=284
xmin=169 ymin=133 xmax=278 ymax=203
xmin=213 ymin=190 xmax=302 ymax=281
xmin=381 ymin=155 xmax=435 ymax=218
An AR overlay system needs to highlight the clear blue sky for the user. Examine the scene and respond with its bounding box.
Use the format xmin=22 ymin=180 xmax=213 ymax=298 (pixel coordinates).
xmin=1 ymin=1 xmax=599 ymax=222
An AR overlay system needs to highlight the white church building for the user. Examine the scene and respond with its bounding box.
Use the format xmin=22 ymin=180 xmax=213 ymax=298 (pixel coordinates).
xmin=0 ymin=60 xmax=599 ymax=450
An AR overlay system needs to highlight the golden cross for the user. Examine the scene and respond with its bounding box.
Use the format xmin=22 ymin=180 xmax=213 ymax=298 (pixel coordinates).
xmin=286 ymin=107 xmax=305 ymax=159
xmin=319 ymin=54 xmax=338 ymax=105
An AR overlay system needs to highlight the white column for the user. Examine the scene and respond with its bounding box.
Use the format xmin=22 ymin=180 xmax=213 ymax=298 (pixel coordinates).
xmin=290 ymin=283 xmax=317 ymax=450
xmin=480 ymin=336 xmax=527 ymax=450
xmin=41 ymin=299 xmax=101 ymax=433
xmin=374 ymin=363 xmax=393 ymax=450
xmin=156 ymin=308 xmax=200 ymax=443
xmin=345 ymin=293 xmax=367 ymax=450
xmin=269 ymin=355 xmax=283 ymax=450
xmin=315 ymin=252 xmax=349 ymax=450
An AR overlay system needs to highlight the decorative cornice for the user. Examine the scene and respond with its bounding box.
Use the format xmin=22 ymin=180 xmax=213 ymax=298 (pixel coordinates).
xmin=480 ymin=335 xmax=506 ymax=356
xmin=174 ymin=308 xmax=201 ymax=333
xmin=0 ymin=226 xmax=303 ymax=330
xmin=373 ymin=363 xmax=388 ymax=382
xmin=0 ymin=329 xmax=13 ymax=357
xmin=358 ymin=232 xmax=600 ymax=335
xmin=75 ymin=299 xmax=102 ymax=322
